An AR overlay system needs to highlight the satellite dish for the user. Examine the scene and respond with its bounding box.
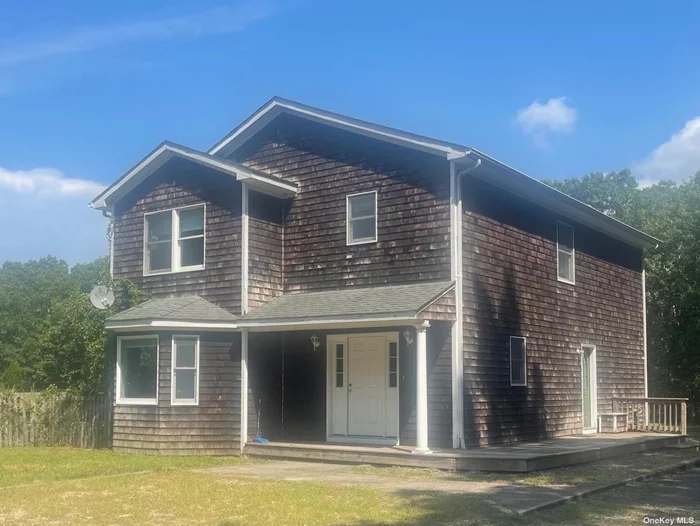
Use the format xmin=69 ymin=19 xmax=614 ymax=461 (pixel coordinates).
xmin=90 ymin=285 xmax=115 ymax=310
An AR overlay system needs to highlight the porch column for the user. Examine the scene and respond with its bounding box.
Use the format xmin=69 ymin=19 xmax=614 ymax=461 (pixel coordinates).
xmin=415 ymin=322 xmax=431 ymax=453
xmin=240 ymin=328 xmax=249 ymax=452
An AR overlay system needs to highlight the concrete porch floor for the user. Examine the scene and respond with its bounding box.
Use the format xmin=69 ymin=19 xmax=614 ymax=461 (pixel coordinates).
xmin=244 ymin=432 xmax=689 ymax=472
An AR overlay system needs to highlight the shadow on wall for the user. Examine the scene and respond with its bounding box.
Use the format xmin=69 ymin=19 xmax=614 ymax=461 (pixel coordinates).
xmin=464 ymin=263 xmax=547 ymax=446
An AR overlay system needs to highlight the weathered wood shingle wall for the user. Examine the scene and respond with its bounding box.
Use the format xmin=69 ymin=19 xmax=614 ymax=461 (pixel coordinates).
xmin=113 ymin=159 xmax=242 ymax=312
xmin=234 ymin=114 xmax=452 ymax=292
xmin=461 ymin=177 xmax=645 ymax=446
xmin=112 ymin=331 xmax=242 ymax=454
xmin=248 ymin=190 xmax=285 ymax=310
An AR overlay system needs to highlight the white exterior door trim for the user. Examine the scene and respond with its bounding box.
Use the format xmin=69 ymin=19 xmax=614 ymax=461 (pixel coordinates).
xmin=581 ymin=344 xmax=598 ymax=434
xmin=326 ymin=332 xmax=399 ymax=445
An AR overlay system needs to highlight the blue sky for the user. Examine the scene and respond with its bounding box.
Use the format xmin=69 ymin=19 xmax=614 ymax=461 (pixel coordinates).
xmin=1 ymin=0 xmax=699 ymax=265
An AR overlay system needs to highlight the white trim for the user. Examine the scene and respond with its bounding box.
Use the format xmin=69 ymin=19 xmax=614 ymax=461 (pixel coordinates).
xmin=581 ymin=344 xmax=598 ymax=432
xmin=642 ymin=258 xmax=648 ymax=398
xmin=109 ymin=205 xmax=115 ymax=279
xmin=116 ymin=335 xmax=159 ymax=406
xmin=241 ymin=183 xmax=249 ymax=315
xmin=556 ymin=220 xmax=576 ymax=285
xmin=326 ymin=332 xmax=400 ymax=446
xmin=170 ymin=335 xmax=200 ymax=406
xmin=414 ymin=323 xmax=431 ymax=453
xmin=346 ymin=191 xmax=378 ymax=245
xmin=143 ymin=204 xmax=206 ymax=276
xmin=208 ymin=99 xmax=469 ymax=159
xmin=241 ymin=328 xmax=249 ymax=451
xmin=90 ymin=141 xmax=296 ymax=210
xmin=242 ymin=316 xmax=420 ymax=331
xmin=106 ymin=320 xmax=238 ymax=331
xmin=449 ymin=161 xmax=465 ymax=449
xmin=509 ymin=336 xmax=527 ymax=387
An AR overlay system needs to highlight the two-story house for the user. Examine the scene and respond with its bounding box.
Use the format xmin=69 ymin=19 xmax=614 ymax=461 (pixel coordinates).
xmin=90 ymin=97 xmax=659 ymax=457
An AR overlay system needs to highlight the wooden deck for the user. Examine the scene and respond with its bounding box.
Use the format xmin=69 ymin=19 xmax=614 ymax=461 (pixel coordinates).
xmin=244 ymin=433 xmax=689 ymax=472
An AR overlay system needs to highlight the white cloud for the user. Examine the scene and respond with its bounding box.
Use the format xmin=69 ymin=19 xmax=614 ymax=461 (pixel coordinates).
xmin=633 ymin=117 xmax=700 ymax=187
xmin=0 ymin=1 xmax=280 ymax=67
xmin=0 ymin=167 xmax=105 ymax=197
xmin=516 ymin=97 xmax=578 ymax=147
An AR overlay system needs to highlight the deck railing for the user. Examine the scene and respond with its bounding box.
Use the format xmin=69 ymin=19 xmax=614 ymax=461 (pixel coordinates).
xmin=611 ymin=397 xmax=688 ymax=435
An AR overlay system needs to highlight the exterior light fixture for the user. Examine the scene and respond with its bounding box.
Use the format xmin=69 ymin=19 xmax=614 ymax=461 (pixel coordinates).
xmin=310 ymin=334 xmax=320 ymax=350
xmin=403 ymin=329 xmax=414 ymax=346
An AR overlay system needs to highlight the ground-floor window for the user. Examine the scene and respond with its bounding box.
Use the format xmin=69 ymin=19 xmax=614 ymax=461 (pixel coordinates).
xmin=172 ymin=335 xmax=199 ymax=405
xmin=117 ymin=336 xmax=159 ymax=404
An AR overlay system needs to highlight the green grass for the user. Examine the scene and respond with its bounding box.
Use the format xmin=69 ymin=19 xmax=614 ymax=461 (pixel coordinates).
xmin=0 ymin=447 xmax=249 ymax=488
xmin=0 ymin=446 xmax=698 ymax=525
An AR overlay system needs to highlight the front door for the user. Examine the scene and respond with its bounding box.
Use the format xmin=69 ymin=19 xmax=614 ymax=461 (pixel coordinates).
xmin=582 ymin=346 xmax=595 ymax=430
xmin=347 ymin=335 xmax=386 ymax=436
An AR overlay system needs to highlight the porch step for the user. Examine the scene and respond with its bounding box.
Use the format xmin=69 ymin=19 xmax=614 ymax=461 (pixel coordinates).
xmin=244 ymin=443 xmax=457 ymax=470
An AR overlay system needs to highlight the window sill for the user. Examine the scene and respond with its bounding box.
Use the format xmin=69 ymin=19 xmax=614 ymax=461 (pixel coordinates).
xmin=143 ymin=265 xmax=205 ymax=277
xmin=171 ymin=401 xmax=199 ymax=406
xmin=116 ymin=399 xmax=158 ymax=406
xmin=557 ymin=276 xmax=576 ymax=285
xmin=346 ymin=239 xmax=377 ymax=246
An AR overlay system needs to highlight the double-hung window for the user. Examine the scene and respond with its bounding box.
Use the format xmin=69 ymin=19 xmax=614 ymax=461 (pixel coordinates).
xmin=557 ymin=221 xmax=575 ymax=284
xmin=346 ymin=191 xmax=377 ymax=245
xmin=117 ymin=336 xmax=159 ymax=405
xmin=510 ymin=336 xmax=527 ymax=387
xmin=144 ymin=205 xmax=205 ymax=274
xmin=171 ymin=336 xmax=199 ymax=405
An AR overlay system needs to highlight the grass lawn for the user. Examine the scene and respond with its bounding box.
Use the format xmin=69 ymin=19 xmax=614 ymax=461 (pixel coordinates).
xmin=0 ymin=446 xmax=698 ymax=526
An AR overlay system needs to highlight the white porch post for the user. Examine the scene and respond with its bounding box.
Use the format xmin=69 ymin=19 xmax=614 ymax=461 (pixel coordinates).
xmin=240 ymin=328 xmax=249 ymax=452
xmin=415 ymin=323 xmax=431 ymax=454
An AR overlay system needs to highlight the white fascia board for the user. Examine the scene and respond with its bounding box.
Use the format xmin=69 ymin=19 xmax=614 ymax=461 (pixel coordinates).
xmin=208 ymin=99 xmax=470 ymax=159
xmin=90 ymin=143 xmax=296 ymax=211
xmin=239 ymin=316 xmax=420 ymax=332
xmin=106 ymin=319 xmax=239 ymax=332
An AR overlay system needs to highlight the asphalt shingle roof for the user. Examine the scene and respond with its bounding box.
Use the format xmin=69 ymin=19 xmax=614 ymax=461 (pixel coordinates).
xmin=107 ymin=296 xmax=237 ymax=323
xmin=239 ymin=281 xmax=454 ymax=324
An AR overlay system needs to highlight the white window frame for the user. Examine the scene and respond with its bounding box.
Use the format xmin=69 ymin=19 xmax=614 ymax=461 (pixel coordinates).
xmin=116 ymin=335 xmax=159 ymax=406
xmin=171 ymin=335 xmax=200 ymax=406
xmin=143 ymin=204 xmax=206 ymax=276
xmin=510 ymin=336 xmax=527 ymax=387
xmin=557 ymin=220 xmax=575 ymax=285
xmin=346 ymin=191 xmax=378 ymax=245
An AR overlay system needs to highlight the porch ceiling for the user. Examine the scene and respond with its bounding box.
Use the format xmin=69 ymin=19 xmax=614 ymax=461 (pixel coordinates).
xmin=237 ymin=281 xmax=455 ymax=329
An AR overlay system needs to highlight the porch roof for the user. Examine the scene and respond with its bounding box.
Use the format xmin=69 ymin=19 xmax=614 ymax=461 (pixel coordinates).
xmin=105 ymin=295 xmax=238 ymax=331
xmin=237 ymin=281 xmax=455 ymax=329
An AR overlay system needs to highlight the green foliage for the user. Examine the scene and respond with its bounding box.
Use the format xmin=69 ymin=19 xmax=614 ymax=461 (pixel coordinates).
xmin=0 ymin=254 xmax=142 ymax=394
xmin=546 ymin=171 xmax=700 ymax=413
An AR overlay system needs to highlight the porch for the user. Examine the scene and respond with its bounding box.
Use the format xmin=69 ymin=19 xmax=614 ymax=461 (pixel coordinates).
xmin=244 ymin=432 xmax=691 ymax=472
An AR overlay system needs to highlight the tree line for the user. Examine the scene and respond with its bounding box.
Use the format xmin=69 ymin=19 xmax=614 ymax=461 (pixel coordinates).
xmin=0 ymin=170 xmax=698 ymax=414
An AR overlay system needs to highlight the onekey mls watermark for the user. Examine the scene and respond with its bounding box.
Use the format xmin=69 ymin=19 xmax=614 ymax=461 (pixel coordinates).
xmin=643 ymin=518 xmax=695 ymax=525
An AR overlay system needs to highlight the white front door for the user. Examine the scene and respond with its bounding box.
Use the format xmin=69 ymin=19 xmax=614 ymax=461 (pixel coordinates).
xmin=347 ymin=335 xmax=386 ymax=436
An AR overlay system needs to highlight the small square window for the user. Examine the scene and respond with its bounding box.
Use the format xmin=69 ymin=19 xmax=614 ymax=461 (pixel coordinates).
xmin=510 ymin=336 xmax=527 ymax=387
xmin=144 ymin=205 xmax=205 ymax=275
xmin=347 ymin=192 xmax=377 ymax=245
xmin=557 ymin=222 xmax=575 ymax=283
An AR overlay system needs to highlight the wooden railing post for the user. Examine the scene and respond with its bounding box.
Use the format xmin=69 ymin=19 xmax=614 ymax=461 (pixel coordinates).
xmin=681 ymin=401 xmax=687 ymax=435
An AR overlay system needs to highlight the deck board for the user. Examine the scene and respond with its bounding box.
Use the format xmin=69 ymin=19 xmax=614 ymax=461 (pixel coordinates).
xmin=244 ymin=433 xmax=687 ymax=472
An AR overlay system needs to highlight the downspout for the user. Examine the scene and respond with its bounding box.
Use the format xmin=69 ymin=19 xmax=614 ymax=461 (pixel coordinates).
xmin=450 ymin=155 xmax=481 ymax=449
xmin=240 ymin=183 xmax=250 ymax=452
xmin=642 ymin=251 xmax=649 ymax=425
xmin=102 ymin=207 xmax=115 ymax=279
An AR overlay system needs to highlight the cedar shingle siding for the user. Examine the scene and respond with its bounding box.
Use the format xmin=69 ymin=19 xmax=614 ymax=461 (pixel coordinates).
xmin=234 ymin=114 xmax=452 ymax=292
xmin=462 ymin=176 xmax=645 ymax=446
xmin=113 ymin=159 xmax=242 ymax=313
xmin=112 ymin=332 xmax=242 ymax=455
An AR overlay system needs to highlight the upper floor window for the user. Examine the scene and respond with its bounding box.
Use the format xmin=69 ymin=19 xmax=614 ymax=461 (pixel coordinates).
xmin=510 ymin=336 xmax=527 ymax=387
xmin=346 ymin=191 xmax=377 ymax=245
xmin=144 ymin=205 xmax=205 ymax=275
xmin=557 ymin=221 xmax=575 ymax=284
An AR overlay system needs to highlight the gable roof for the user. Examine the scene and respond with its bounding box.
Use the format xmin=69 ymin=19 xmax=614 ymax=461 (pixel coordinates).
xmin=106 ymin=295 xmax=238 ymax=331
xmin=237 ymin=281 xmax=455 ymax=328
xmin=89 ymin=141 xmax=297 ymax=211
xmin=207 ymin=97 xmax=660 ymax=249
